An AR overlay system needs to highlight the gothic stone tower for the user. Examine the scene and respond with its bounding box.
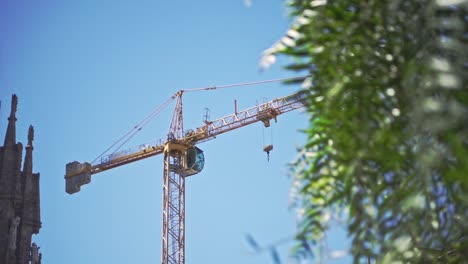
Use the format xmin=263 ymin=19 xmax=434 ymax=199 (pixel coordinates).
xmin=0 ymin=95 xmax=42 ymax=264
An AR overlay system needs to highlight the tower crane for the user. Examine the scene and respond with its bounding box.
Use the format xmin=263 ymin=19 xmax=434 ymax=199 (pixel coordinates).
xmin=64 ymin=76 xmax=307 ymax=264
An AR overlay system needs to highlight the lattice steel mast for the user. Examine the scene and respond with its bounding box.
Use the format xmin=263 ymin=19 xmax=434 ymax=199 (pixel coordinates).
xmin=162 ymin=91 xmax=186 ymax=263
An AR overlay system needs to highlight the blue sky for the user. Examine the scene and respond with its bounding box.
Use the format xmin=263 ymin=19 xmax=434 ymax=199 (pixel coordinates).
xmin=1 ymin=1 xmax=349 ymax=263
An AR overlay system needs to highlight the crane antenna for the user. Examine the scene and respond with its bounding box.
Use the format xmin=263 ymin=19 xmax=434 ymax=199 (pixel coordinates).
xmin=183 ymin=75 xmax=309 ymax=92
xmin=91 ymin=93 xmax=177 ymax=164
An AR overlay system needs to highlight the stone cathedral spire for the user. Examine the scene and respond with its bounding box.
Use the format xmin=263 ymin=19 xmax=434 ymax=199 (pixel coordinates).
xmin=4 ymin=94 xmax=18 ymax=148
xmin=23 ymin=126 xmax=34 ymax=176
xmin=0 ymin=95 xmax=22 ymax=196
xmin=0 ymin=95 xmax=42 ymax=264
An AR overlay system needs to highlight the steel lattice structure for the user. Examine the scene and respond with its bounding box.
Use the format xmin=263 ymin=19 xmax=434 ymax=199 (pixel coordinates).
xmin=162 ymin=147 xmax=185 ymax=264
xmin=64 ymin=84 xmax=306 ymax=264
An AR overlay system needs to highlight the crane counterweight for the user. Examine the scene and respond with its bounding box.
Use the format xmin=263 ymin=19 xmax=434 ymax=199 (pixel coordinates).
xmin=65 ymin=161 xmax=91 ymax=194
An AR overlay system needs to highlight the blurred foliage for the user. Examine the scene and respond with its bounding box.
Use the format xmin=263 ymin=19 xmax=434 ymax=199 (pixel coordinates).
xmin=264 ymin=0 xmax=468 ymax=263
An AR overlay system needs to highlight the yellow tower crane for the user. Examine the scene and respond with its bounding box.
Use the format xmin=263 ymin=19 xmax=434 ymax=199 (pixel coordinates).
xmin=64 ymin=76 xmax=307 ymax=264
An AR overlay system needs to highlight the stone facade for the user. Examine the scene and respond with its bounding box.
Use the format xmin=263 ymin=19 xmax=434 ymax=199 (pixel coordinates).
xmin=0 ymin=95 xmax=41 ymax=264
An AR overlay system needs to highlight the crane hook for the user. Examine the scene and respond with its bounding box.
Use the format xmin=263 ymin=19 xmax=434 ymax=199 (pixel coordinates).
xmin=263 ymin=144 xmax=273 ymax=161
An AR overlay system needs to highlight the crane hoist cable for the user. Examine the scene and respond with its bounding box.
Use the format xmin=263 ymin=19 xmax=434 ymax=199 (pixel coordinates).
xmin=263 ymin=125 xmax=274 ymax=161
xmin=91 ymin=75 xmax=309 ymax=164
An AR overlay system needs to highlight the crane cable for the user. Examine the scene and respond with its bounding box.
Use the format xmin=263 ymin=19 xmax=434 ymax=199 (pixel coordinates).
xmin=92 ymin=75 xmax=309 ymax=164
xmin=182 ymin=75 xmax=309 ymax=92
xmin=262 ymin=124 xmax=274 ymax=161
xmin=91 ymin=93 xmax=177 ymax=164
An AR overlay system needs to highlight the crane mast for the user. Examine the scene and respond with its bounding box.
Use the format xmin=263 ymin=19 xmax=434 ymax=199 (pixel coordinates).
xmin=162 ymin=142 xmax=187 ymax=263
xmin=162 ymin=91 xmax=186 ymax=264
xmin=64 ymin=88 xmax=306 ymax=264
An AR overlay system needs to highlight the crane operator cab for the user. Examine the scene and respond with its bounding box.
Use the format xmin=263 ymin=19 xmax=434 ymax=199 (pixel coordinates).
xmin=179 ymin=146 xmax=205 ymax=177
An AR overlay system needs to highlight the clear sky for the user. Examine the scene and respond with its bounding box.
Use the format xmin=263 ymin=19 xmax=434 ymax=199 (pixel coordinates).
xmin=0 ymin=1 xmax=349 ymax=263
